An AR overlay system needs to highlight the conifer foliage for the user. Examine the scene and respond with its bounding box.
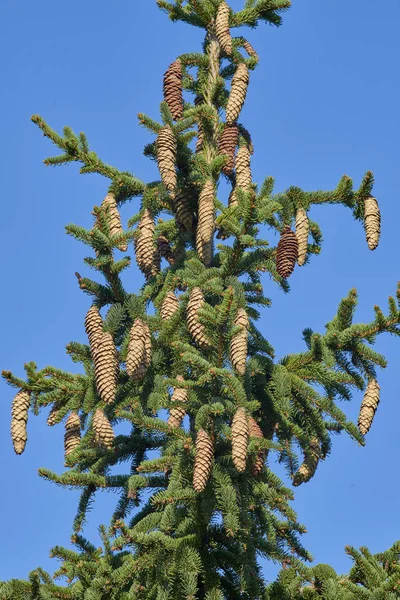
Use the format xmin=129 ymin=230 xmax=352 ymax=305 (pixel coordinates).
xmin=2 ymin=1 xmax=399 ymax=598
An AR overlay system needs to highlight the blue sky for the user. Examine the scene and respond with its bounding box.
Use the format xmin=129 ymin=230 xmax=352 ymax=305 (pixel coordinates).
xmin=1 ymin=0 xmax=399 ymax=585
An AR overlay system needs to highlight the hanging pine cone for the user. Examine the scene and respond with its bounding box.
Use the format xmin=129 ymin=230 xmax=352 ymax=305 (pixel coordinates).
xmin=93 ymin=332 xmax=119 ymax=404
xmin=101 ymin=192 xmax=127 ymax=252
xmin=134 ymin=209 xmax=160 ymax=279
xmin=226 ymin=63 xmax=249 ymax=125
xmin=295 ymin=208 xmax=309 ymax=266
xmin=276 ymin=226 xmax=298 ymax=279
xmin=11 ymin=390 xmax=30 ymax=455
xmin=196 ymin=126 xmax=204 ymax=154
xmin=248 ymin=416 xmax=265 ymax=475
xmin=47 ymin=405 xmax=59 ymax=427
xmin=293 ymin=438 xmax=321 ymax=486
xmin=215 ymin=1 xmax=232 ymax=55
xmin=358 ymin=379 xmax=380 ymax=435
xmin=172 ymin=191 xmax=193 ymax=231
xmin=242 ymin=40 xmax=259 ymax=61
xmin=364 ymin=196 xmax=381 ymax=251
xmin=163 ymin=59 xmax=184 ymax=121
xmin=167 ymin=376 xmax=188 ymax=428
xmin=157 ymin=235 xmax=175 ymax=265
xmin=187 ymin=287 xmax=210 ymax=348
xmin=64 ymin=412 xmax=81 ymax=459
xmin=126 ymin=319 xmax=152 ymax=381
xmin=196 ymin=179 xmax=215 ymax=266
xmin=93 ymin=409 xmax=115 ymax=450
xmin=157 ymin=126 xmax=177 ymax=192
xmin=235 ymin=144 xmax=252 ymax=190
xmin=231 ymin=407 xmax=249 ymax=472
xmin=161 ymin=291 xmax=179 ymax=320
xmin=85 ymin=305 xmax=104 ymax=355
xmin=230 ymin=308 xmax=249 ymax=376
xmin=193 ymin=429 xmax=214 ymax=492
xmin=218 ymin=124 xmax=239 ymax=175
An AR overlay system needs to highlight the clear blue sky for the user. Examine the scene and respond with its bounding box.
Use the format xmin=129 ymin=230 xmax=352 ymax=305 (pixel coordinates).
xmin=1 ymin=0 xmax=399 ymax=585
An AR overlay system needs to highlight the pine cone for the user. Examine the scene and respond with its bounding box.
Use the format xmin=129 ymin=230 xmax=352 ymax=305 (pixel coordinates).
xmin=358 ymin=379 xmax=380 ymax=435
xmin=215 ymin=1 xmax=232 ymax=55
xmin=93 ymin=332 xmax=119 ymax=404
xmin=231 ymin=407 xmax=249 ymax=472
xmin=234 ymin=144 xmax=252 ymax=204
xmin=93 ymin=409 xmax=115 ymax=450
xmin=11 ymin=390 xmax=30 ymax=455
xmin=101 ymin=192 xmax=127 ymax=252
xmin=248 ymin=416 xmax=265 ymax=475
xmin=242 ymin=40 xmax=258 ymax=61
xmin=134 ymin=209 xmax=160 ymax=279
xmin=193 ymin=429 xmax=214 ymax=492
xmin=293 ymin=438 xmax=321 ymax=486
xmin=276 ymin=226 xmax=298 ymax=279
xmin=364 ymin=196 xmax=381 ymax=251
xmin=157 ymin=235 xmax=175 ymax=265
xmin=167 ymin=376 xmax=188 ymax=428
xmin=47 ymin=405 xmax=59 ymax=427
xmin=126 ymin=319 xmax=152 ymax=381
xmin=226 ymin=63 xmax=249 ymax=125
xmin=295 ymin=208 xmax=309 ymax=266
xmin=218 ymin=124 xmax=239 ymax=175
xmin=64 ymin=412 xmax=81 ymax=458
xmin=196 ymin=126 xmax=204 ymax=154
xmin=230 ymin=308 xmax=249 ymax=376
xmin=172 ymin=191 xmax=193 ymax=231
xmin=187 ymin=287 xmax=210 ymax=348
xmin=157 ymin=126 xmax=177 ymax=192
xmin=85 ymin=305 xmax=104 ymax=354
xmin=196 ymin=179 xmax=215 ymax=266
xmin=161 ymin=291 xmax=179 ymax=320
xmin=163 ymin=59 xmax=184 ymax=121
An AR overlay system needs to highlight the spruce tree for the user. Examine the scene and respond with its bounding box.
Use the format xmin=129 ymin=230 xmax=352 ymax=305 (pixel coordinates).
xmin=2 ymin=1 xmax=400 ymax=598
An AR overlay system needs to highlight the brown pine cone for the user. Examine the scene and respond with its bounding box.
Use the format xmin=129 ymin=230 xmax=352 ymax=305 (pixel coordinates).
xmin=64 ymin=412 xmax=81 ymax=458
xmin=187 ymin=287 xmax=210 ymax=348
xmin=85 ymin=305 xmax=104 ymax=355
xmin=163 ymin=59 xmax=184 ymax=121
xmin=276 ymin=226 xmax=298 ymax=279
xmin=93 ymin=408 xmax=115 ymax=450
xmin=230 ymin=308 xmax=249 ymax=376
xmin=242 ymin=40 xmax=259 ymax=61
xmin=196 ymin=179 xmax=215 ymax=266
xmin=93 ymin=332 xmax=119 ymax=404
xmin=226 ymin=64 xmax=249 ymax=125
xmin=215 ymin=1 xmax=232 ymax=55
xmin=134 ymin=209 xmax=160 ymax=279
xmin=295 ymin=208 xmax=309 ymax=266
xmin=157 ymin=235 xmax=175 ymax=265
xmin=161 ymin=291 xmax=179 ymax=320
xmin=364 ymin=196 xmax=381 ymax=251
xmin=172 ymin=191 xmax=193 ymax=231
xmin=47 ymin=405 xmax=60 ymax=427
xmin=167 ymin=376 xmax=188 ymax=428
xmin=127 ymin=319 xmax=152 ymax=381
xmin=218 ymin=124 xmax=239 ymax=175
xmin=248 ymin=416 xmax=265 ymax=475
xmin=101 ymin=192 xmax=127 ymax=252
xmin=358 ymin=379 xmax=380 ymax=435
xmin=157 ymin=126 xmax=177 ymax=192
xmin=293 ymin=438 xmax=321 ymax=486
xmin=11 ymin=390 xmax=30 ymax=455
xmin=231 ymin=407 xmax=249 ymax=472
xmin=196 ymin=126 xmax=204 ymax=154
xmin=193 ymin=429 xmax=214 ymax=492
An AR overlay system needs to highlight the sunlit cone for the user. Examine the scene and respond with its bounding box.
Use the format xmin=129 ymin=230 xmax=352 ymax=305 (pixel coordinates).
xmin=276 ymin=226 xmax=298 ymax=279
xmin=85 ymin=305 xmax=103 ymax=354
xmin=11 ymin=390 xmax=30 ymax=455
xmin=126 ymin=319 xmax=152 ymax=381
xmin=231 ymin=407 xmax=249 ymax=472
xmin=193 ymin=429 xmax=214 ymax=492
xmin=248 ymin=416 xmax=265 ymax=475
xmin=242 ymin=40 xmax=259 ymax=61
xmin=47 ymin=405 xmax=60 ymax=427
xmin=196 ymin=126 xmax=204 ymax=154
xmin=364 ymin=196 xmax=381 ymax=251
xmin=157 ymin=125 xmax=177 ymax=192
xmin=293 ymin=438 xmax=321 ymax=486
xmin=93 ymin=332 xmax=119 ymax=404
xmin=226 ymin=63 xmax=249 ymax=125
xmin=218 ymin=124 xmax=239 ymax=175
xmin=230 ymin=143 xmax=252 ymax=206
xmin=187 ymin=287 xmax=210 ymax=348
xmin=93 ymin=408 xmax=115 ymax=450
xmin=215 ymin=1 xmax=232 ymax=55
xmin=172 ymin=191 xmax=193 ymax=231
xmin=161 ymin=291 xmax=179 ymax=320
xmin=295 ymin=207 xmax=309 ymax=266
xmin=101 ymin=192 xmax=127 ymax=252
xmin=163 ymin=59 xmax=183 ymax=121
xmin=134 ymin=209 xmax=160 ymax=279
xmin=64 ymin=412 xmax=81 ymax=458
xmin=196 ymin=179 xmax=215 ymax=266
xmin=157 ymin=235 xmax=175 ymax=265
xmin=167 ymin=376 xmax=188 ymax=428
xmin=230 ymin=308 xmax=249 ymax=376
xmin=358 ymin=379 xmax=380 ymax=435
